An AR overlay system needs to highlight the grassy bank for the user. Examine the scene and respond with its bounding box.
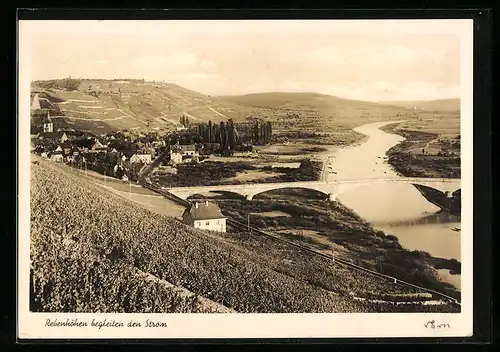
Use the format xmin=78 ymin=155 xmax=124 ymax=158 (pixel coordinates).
xmin=149 ymin=159 xmax=322 ymax=187
xmin=413 ymin=184 xmax=461 ymax=217
xmin=274 ymin=127 xmax=367 ymax=147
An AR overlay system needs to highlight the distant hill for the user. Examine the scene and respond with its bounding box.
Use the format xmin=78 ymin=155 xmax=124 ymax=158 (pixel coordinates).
xmin=214 ymin=92 xmax=413 ymax=130
xmin=216 ymin=92 xmax=407 ymax=113
xmin=30 ymin=80 xmax=413 ymax=135
xmin=382 ymin=98 xmax=460 ymax=113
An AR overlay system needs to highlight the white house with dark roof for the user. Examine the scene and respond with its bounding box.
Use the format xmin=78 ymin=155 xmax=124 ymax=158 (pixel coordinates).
xmin=182 ymin=201 xmax=227 ymax=232
xmin=169 ymin=144 xmax=199 ymax=164
xmin=91 ymin=139 xmax=107 ymax=152
xmin=169 ymin=151 xmax=183 ymax=165
xmin=130 ymin=153 xmax=152 ymax=164
xmin=49 ymin=151 xmax=64 ymax=163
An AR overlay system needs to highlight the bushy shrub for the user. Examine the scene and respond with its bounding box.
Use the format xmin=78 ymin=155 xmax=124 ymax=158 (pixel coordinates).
xmin=386 ymin=235 xmax=399 ymax=242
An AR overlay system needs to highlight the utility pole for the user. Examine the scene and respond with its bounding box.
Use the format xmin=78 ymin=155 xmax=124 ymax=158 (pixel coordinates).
xmin=129 ymin=181 xmax=132 ymax=200
xmin=331 ymin=248 xmax=335 ymax=264
xmin=247 ymin=214 xmax=250 ymax=233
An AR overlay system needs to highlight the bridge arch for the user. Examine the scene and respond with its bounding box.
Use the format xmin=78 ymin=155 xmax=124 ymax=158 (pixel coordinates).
xmin=166 ymin=177 xmax=460 ymax=204
xmin=186 ymin=190 xmax=246 ymax=200
xmin=333 ymin=179 xmax=460 ymax=199
xmin=248 ymin=186 xmax=332 ymax=201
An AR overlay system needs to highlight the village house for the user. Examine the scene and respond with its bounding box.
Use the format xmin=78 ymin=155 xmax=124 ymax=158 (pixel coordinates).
xmin=30 ymin=134 xmax=39 ymax=150
xmin=33 ymin=146 xmax=45 ymax=155
xmin=181 ymin=154 xmax=198 ymax=164
xmin=130 ymin=153 xmax=152 ymax=164
xmin=77 ymin=146 xmax=89 ymax=154
xmin=182 ymin=201 xmax=227 ymax=232
xmin=169 ymin=151 xmax=183 ymax=165
xmin=153 ymin=139 xmax=166 ymax=148
xmin=64 ymin=147 xmax=78 ymax=163
xmin=169 ymin=144 xmax=199 ymax=164
xmin=38 ymin=131 xmax=68 ymax=144
xmin=62 ymin=130 xmax=84 ymax=142
xmin=90 ymin=139 xmax=107 ymax=153
xmin=49 ymin=150 xmax=64 ymax=163
xmin=60 ymin=140 xmax=73 ymax=156
xmin=72 ymin=133 xmax=93 ymax=146
xmin=65 ymin=154 xmax=75 ymax=163
xmin=113 ymin=162 xmax=124 ymax=175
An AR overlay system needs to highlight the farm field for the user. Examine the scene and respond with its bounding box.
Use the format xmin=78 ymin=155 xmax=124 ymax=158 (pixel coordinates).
xmin=30 ymin=157 xmax=459 ymax=312
xmin=380 ymin=111 xmax=461 ymax=178
xmin=149 ymin=159 xmax=322 ymax=188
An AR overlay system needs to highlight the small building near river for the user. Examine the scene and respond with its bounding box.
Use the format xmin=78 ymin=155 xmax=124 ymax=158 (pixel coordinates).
xmin=182 ymin=201 xmax=227 ymax=232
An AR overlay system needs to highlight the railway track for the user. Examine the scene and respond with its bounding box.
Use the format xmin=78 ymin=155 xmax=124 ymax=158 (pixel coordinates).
xmin=142 ymin=182 xmax=461 ymax=306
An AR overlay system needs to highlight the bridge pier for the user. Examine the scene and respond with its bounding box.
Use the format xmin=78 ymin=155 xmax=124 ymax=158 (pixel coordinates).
xmin=328 ymin=193 xmax=337 ymax=202
xmin=245 ymin=194 xmax=254 ymax=201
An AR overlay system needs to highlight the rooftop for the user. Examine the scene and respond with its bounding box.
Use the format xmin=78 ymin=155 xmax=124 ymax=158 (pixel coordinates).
xmin=42 ymin=112 xmax=52 ymax=124
xmin=183 ymin=201 xmax=226 ymax=221
xmin=39 ymin=131 xmax=66 ymax=139
xmin=171 ymin=144 xmax=196 ymax=152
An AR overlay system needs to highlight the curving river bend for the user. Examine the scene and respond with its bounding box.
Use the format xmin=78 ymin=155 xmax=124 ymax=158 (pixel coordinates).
xmin=319 ymin=121 xmax=461 ymax=289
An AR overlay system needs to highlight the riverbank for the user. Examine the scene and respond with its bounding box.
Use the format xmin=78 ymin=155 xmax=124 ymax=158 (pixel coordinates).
xmin=378 ymin=122 xmax=461 ymax=217
xmin=321 ymin=120 xmax=461 ymax=291
xmin=380 ymin=123 xmax=461 ymax=179
xmin=413 ymin=184 xmax=461 ymax=217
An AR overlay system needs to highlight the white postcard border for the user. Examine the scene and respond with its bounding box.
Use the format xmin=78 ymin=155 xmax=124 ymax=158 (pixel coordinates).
xmin=18 ymin=19 xmax=474 ymax=339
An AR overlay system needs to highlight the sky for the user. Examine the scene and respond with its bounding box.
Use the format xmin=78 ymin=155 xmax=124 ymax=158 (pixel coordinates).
xmin=20 ymin=20 xmax=470 ymax=102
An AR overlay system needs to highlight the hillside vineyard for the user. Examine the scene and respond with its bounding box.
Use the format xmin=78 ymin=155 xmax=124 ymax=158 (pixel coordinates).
xmin=30 ymin=159 xmax=459 ymax=313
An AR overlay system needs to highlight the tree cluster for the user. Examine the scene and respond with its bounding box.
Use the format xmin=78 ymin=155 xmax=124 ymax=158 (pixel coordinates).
xmin=180 ymin=115 xmax=190 ymax=128
xmin=196 ymin=119 xmax=239 ymax=156
xmin=253 ymin=120 xmax=273 ymax=145
xmin=35 ymin=78 xmax=81 ymax=91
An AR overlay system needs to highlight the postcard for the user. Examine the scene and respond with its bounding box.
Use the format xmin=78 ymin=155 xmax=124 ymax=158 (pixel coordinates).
xmin=18 ymin=18 xmax=473 ymax=339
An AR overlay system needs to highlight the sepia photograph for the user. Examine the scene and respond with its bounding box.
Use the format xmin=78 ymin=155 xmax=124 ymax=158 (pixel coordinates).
xmin=18 ymin=18 xmax=474 ymax=339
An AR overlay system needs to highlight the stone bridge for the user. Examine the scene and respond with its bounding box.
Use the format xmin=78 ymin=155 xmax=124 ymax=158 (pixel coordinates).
xmin=163 ymin=177 xmax=461 ymax=202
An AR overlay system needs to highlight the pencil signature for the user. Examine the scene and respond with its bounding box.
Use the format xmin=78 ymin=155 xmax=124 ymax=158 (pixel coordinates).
xmin=424 ymin=320 xmax=451 ymax=329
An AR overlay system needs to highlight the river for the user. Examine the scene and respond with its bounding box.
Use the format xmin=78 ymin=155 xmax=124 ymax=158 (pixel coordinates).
xmin=319 ymin=121 xmax=461 ymax=289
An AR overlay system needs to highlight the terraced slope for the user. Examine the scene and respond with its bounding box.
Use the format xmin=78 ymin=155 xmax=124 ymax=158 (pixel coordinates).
xmin=32 ymin=80 xmax=235 ymax=134
xmin=31 ymin=80 xmax=411 ymax=138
